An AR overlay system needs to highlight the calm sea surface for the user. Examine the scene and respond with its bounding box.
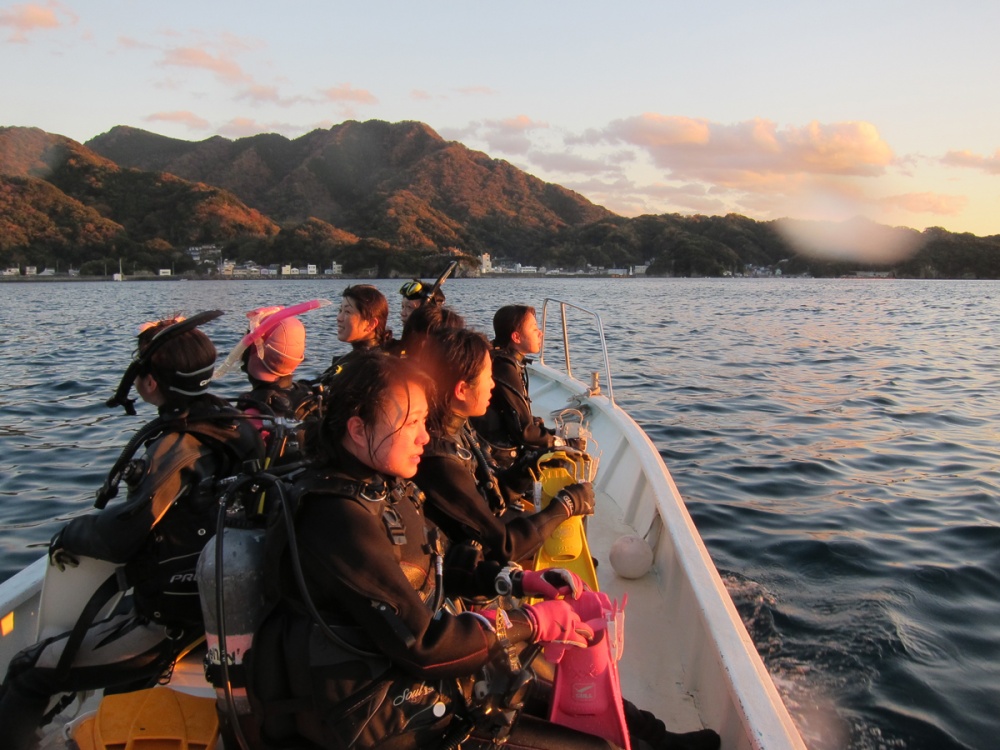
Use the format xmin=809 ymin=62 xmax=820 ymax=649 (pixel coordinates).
xmin=1 ymin=278 xmax=997 ymax=749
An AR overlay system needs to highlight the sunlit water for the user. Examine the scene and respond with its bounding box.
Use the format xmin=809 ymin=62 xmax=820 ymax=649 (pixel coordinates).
xmin=1 ymin=277 xmax=997 ymax=750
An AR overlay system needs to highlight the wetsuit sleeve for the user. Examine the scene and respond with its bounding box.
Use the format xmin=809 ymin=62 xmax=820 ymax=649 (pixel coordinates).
xmin=416 ymin=453 xmax=568 ymax=565
xmin=59 ymin=432 xmax=213 ymax=563
xmin=294 ymin=496 xmax=505 ymax=678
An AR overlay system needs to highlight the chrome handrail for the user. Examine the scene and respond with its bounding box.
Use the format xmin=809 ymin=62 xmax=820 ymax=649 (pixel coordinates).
xmin=537 ymin=298 xmax=615 ymax=407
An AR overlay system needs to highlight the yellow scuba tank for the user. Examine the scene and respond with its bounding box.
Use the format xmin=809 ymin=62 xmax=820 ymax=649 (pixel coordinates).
xmin=70 ymin=686 xmax=219 ymax=750
xmin=531 ymin=449 xmax=599 ymax=592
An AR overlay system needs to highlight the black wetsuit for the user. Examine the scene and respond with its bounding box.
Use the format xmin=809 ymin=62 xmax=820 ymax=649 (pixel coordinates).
xmin=472 ymin=347 xmax=557 ymax=469
xmin=247 ymin=444 xmax=641 ymax=750
xmin=415 ymin=415 xmax=571 ymax=566
xmin=0 ymin=398 xmax=264 ymax=750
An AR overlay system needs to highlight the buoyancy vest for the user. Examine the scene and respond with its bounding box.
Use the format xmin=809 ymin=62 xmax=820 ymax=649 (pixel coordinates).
xmin=250 ymin=469 xmax=460 ymax=750
xmin=236 ymin=379 xmax=319 ymax=423
xmin=120 ymin=401 xmax=265 ymax=626
xmin=472 ymin=349 xmax=530 ymax=451
xmin=428 ymin=423 xmax=508 ymax=513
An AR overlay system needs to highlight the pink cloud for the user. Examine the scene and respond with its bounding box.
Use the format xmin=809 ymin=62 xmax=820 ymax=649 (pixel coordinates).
xmin=320 ymin=84 xmax=377 ymax=105
xmin=602 ymin=114 xmax=894 ymax=185
xmin=160 ymin=46 xmax=248 ymax=83
xmin=410 ymin=89 xmax=433 ymax=101
xmin=219 ymin=117 xmax=268 ymax=138
xmin=880 ymin=192 xmax=967 ymax=216
xmin=235 ymin=84 xmax=306 ymax=107
xmin=450 ymin=116 xmax=549 ymax=156
xmin=0 ymin=1 xmax=72 ymax=42
xmin=528 ymin=149 xmax=621 ymax=176
xmin=118 ymin=35 xmax=154 ymax=51
xmin=144 ymin=110 xmax=210 ymax=131
xmin=941 ymin=149 xmax=1000 ymax=174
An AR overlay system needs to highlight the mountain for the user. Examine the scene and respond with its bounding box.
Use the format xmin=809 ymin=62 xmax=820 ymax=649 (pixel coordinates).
xmin=0 ymin=126 xmax=278 ymax=268
xmin=86 ymin=120 xmax=612 ymax=256
xmin=3 ymin=120 xmax=1000 ymax=278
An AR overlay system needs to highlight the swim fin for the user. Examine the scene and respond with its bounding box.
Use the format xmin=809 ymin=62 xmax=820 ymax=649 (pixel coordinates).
xmin=544 ymin=590 xmax=630 ymax=750
xmin=532 ymin=449 xmax=600 ymax=592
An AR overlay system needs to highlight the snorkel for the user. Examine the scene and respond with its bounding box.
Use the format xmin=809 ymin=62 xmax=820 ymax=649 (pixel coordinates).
xmin=106 ymin=310 xmax=224 ymax=415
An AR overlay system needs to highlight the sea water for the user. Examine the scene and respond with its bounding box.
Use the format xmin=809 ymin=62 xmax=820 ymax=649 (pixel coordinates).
xmin=1 ymin=277 xmax=997 ymax=750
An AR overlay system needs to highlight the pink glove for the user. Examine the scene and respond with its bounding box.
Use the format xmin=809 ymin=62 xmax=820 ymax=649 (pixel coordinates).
xmin=520 ymin=569 xmax=584 ymax=600
xmin=523 ymin=600 xmax=594 ymax=647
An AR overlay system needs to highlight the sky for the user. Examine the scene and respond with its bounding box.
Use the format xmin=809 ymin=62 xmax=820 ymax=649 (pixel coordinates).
xmin=3 ymin=0 xmax=1000 ymax=240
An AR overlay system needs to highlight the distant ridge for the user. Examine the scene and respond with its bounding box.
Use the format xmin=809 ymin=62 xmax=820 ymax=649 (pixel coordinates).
xmin=2 ymin=120 xmax=999 ymax=279
xmin=86 ymin=120 xmax=612 ymax=253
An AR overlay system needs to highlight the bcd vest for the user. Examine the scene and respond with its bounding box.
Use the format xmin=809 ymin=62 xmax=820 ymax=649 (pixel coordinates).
xmin=119 ymin=402 xmax=264 ymax=626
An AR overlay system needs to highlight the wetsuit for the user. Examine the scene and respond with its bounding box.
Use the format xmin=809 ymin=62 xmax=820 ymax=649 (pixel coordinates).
xmin=415 ymin=415 xmax=572 ymax=567
xmin=473 ymin=348 xmax=557 ymax=465
xmin=0 ymin=398 xmax=264 ymax=750
xmin=315 ymin=339 xmax=384 ymax=387
xmin=248 ymin=445 xmax=628 ymax=750
xmin=237 ymin=374 xmax=319 ymax=465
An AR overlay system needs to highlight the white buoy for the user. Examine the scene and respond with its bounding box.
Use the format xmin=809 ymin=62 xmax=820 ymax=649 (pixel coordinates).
xmin=609 ymin=534 xmax=654 ymax=579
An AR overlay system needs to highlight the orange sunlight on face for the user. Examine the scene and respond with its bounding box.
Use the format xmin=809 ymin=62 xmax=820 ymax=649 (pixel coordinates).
xmin=367 ymin=381 xmax=430 ymax=479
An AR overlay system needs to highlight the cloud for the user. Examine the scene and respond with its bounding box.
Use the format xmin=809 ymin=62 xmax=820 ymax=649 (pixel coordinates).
xmin=527 ymin=149 xmax=622 ymax=176
xmin=941 ymin=149 xmax=1000 ymax=174
xmin=160 ymin=46 xmax=249 ymax=83
xmin=236 ymin=83 xmax=306 ymax=107
xmin=0 ymin=1 xmax=74 ymax=42
xmin=216 ymin=117 xmax=307 ymax=138
xmin=449 ymin=116 xmax=549 ymax=156
xmin=879 ymin=192 xmax=967 ymax=216
xmin=601 ymin=114 xmax=895 ymax=186
xmin=118 ymin=35 xmax=154 ymax=51
xmin=410 ymin=89 xmax=433 ymax=101
xmin=144 ymin=110 xmax=211 ymax=131
xmin=320 ymin=84 xmax=377 ymax=105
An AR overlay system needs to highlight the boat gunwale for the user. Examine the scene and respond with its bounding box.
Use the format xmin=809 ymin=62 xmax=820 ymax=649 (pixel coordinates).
xmin=529 ymin=360 xmax=806 ymax=750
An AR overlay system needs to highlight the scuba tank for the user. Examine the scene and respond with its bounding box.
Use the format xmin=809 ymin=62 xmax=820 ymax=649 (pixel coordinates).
xmin=196 ymin=525 xmax=268 ymax=746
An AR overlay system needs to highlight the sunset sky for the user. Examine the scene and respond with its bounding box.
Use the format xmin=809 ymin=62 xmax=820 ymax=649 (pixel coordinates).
xmin=3 ymin=1 xmax=999 ymax=237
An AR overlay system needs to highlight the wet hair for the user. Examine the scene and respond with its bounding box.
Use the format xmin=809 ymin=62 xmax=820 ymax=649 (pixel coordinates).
xmin=343 ymin=284 xmax=391 ymax=346
xmin=399 ymin=304 xmax=466 ymax=359
xmin=310 ymin=350 xmax=431 ymax=465
xmin=414 ymin=327 xmax=491 ymax=431
xmin=492 ymin=305 xmax=535 ymax=348
xmin=135 ymin=320 xmax=217 ymax=406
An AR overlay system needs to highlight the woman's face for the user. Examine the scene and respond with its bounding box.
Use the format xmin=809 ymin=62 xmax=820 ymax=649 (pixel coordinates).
xmin=452 ymin=351 xmax=494 ymax=419
xmin=365 ymin=380 xmax=430 ymax=478
xmin=337 ymin=296 xmax=376 ymax=343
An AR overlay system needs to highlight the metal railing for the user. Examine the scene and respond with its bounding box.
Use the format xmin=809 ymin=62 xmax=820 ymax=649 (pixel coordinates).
xmin=537 ymin=298 xmax=616 ymax=407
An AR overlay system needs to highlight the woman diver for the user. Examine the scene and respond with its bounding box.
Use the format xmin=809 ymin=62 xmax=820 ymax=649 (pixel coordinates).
xmin=247 ymin=350 xmax=623 ymax=750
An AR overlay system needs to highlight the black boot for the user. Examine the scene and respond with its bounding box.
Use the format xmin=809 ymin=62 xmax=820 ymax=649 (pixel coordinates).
xmin=0 ymin=676 xmax=49 ymax=750
xmin=624 ymin=700 xmax=721 ymax=750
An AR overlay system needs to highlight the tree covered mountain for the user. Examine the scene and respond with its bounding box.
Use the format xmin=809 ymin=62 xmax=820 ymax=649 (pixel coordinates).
xmin=2 ymin=120 xmax=999 ymax=278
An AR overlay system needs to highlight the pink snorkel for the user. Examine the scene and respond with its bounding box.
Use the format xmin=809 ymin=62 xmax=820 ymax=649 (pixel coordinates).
xmin=212 ymin=299 xmax=331 ymax=380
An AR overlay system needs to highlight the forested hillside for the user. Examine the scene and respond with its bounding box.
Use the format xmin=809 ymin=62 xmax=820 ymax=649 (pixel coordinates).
xmin=2 ymin=121 xmax=998 ymax=278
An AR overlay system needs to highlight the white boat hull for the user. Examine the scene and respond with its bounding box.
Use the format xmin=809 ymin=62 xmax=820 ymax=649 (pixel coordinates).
xmin=0 ymin=356 xmax=805 ymax=750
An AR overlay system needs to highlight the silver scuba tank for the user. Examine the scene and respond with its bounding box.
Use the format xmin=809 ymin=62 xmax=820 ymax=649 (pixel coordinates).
xmin=195 ymin=526 xmax=268 ymax=731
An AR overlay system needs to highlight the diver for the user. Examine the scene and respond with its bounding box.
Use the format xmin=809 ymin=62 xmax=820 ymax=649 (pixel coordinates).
xmin=235 ymin=306 xmax=319 ymax=462
xmin=399 ymin=276 xmax=446 ymax=326
xmin=388 ymin=301 xmax=466 ymax=358
xmin=471 ymin=304 xmax=563 ymax=483
xmin=316 ymin=284 xmax=393 ymax=386
xmin=246 ymin=350 xmax=615 ymax=750
xmin=0 ymin=313 xmax=264 ymax=750
xmin=413 ymin=326 xmax=595 ymax=566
